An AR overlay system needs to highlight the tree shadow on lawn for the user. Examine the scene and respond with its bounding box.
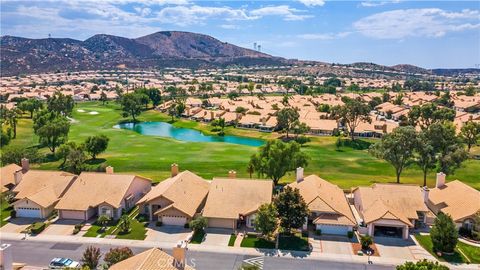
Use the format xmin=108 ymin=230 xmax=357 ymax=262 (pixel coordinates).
xmin=85 ymin=158 xmax=106 ymax=165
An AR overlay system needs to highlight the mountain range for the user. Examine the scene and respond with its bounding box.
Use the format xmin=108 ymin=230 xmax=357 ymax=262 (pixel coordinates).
xmin=0 ymin=31 xmax=477 ymax=77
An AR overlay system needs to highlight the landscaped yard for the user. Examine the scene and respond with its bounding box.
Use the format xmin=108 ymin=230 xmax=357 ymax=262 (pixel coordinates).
xmin=190 ymin=230 xmax=205 ymax=244
xmin=83 ymin=219 xmax=118 ymax=238
xmin=0 ymin=196 xmax=13 ymax=227
xmin=240 ymin=235 xmax=275 ymax=249
xmin=7 ymin=101 xmax=480 ymax=189
xmin=415 ymin=234 xmax=480 ymax=264
xmin=278 ymin=233 xmax=310 ymax=251
xmin=228 ymin=233 xmax=237 ymax=246
xmin=115 ymin=218 xmax=148 ymax=240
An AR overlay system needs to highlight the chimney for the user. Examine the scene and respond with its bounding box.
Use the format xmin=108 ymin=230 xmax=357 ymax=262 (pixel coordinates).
xmin=21 ymin=158 xmax=29 ymax=172
xmin=172 ymin=241 xmax=187 ymax=269
xmin=296 ymin=167 xmax=304 ymax=182
xmin=261 ymin=117 xmax=267 ymax=126
xmin=14 ymin=171 xmax=23 ymax=185
xmin=0 ymin=243 xmax=13 ymax=270
xmin=105 ymin=166 xmax=114 ymax=174
xmin=422 ymin=186 xmax=430 ymax=203
xmin=382 ymin=124 xmax=387 ymax=134
xmin=171 ymin=163 xmax=179 ymax=177
xmin=435 ymin=172 xmax=446 ymax=188
xmin=228 ymin=170 xmax=236 ymax=179
xmin=210 ymin=111 xmax=215 ymax=120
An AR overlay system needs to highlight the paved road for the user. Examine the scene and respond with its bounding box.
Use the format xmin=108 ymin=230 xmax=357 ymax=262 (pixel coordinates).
xmin=6 ymin=239 xmax=394 ymax=270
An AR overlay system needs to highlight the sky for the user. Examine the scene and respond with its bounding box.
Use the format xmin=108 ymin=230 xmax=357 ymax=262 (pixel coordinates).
xmin=1 ymin=0 xmax=479 ymax=69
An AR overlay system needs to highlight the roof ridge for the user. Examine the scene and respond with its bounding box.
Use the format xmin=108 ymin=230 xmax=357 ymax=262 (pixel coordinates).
xmin=138 ymin=248 xmax=157 ymax=270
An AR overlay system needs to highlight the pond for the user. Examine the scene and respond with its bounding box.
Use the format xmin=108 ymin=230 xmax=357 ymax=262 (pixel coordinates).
xmin=114 ymin=121 xmax=264 ymax=147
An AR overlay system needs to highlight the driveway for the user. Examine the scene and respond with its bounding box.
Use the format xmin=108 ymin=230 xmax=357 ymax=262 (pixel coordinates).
xmin=202 ymin=228 xmax=232 ymax=246
xmin=42 ymin=219 xmax=78 ymax=236
xmin=374 ymin=236 xmax=416 ymax=259
xmin=317 ymin=235 xmax=354 ymax=255
xmin=0 ymin=218 xmax=42 ymax=233
xmin=145 ymin=224 xmax=191 ymax=243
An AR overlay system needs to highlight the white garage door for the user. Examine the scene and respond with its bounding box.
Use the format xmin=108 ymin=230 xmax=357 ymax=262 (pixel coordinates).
xmin=161 ymin=216 xmax=186 ymax=226
xmin=316 ymin=224 xmax=349 ymax=235
xmin=60 ymin=210 xmax=86 ymax=220
xmin=17 ymin=207 xmax=42 ymax=218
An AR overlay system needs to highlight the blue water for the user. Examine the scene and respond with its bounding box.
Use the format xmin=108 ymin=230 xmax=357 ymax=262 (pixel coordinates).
xmin=114 ymin=121 xmax=264 ymax=147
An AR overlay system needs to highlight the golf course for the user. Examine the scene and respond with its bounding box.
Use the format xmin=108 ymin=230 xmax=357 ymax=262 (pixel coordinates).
xmin=8 ymin=101 xmax=480 ymax=189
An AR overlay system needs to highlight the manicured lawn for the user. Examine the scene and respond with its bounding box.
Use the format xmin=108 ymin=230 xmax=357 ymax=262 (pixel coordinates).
xmin=278 ymin=234 xmax=310 ymax=251
xmin=240 ymin=235 xmax=275 ymax=249
xmin=414 ymin=234 xmax=480 ymax=264
xmin=83 ymin=218 xmax=119 ymax=238
xmin=7 ymin=101 xmax=480 ymax=189
xmin=0 ymin=197 xmax=13 ymax=227
xmin=190 ymin=230 xmax=205 ymax=244
xmin=115 ymin=219 xmax=148 ymax=240
xmin=228 ymin=234 xmax=237 ymax=246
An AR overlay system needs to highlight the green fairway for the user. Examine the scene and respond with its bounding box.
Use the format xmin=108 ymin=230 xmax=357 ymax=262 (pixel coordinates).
xmin=6 ymin=101 xmax=480 ymax=189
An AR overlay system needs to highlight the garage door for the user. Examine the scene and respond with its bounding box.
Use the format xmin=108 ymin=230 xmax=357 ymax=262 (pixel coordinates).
xmin=161 ymin=216 xmax=187 ymax=226
xmin=60 ymin=210 xmax=86 ymax=220
xmin=208 ymin=218 xmax=235 ymax=229
xmin=17 ymin=207 xmax=42 ymax=218
xmin=316 ymin=224 xmax=349 ymax=235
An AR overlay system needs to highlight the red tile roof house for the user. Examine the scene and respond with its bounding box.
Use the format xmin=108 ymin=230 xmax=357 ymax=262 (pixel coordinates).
xmin=55 ymin=167 xmax=151 ymax=221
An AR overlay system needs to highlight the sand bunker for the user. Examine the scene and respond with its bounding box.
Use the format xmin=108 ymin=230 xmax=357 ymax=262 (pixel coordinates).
xmin=88 ymin=111 xmax=99 ymax=115
xmin=77 ymin=109 xmax=85 ymax=112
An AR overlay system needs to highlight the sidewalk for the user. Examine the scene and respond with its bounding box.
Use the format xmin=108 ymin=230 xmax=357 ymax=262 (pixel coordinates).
xmin=1 ymin=232 xmax=478 ymax=270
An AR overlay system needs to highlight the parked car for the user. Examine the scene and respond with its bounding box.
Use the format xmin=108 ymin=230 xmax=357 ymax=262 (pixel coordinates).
xmin=49 ymin=257 xmax=80 ymax=269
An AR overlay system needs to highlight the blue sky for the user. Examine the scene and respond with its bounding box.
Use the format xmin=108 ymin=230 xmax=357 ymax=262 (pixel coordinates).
xmin=1 ymin=0 xmax=479 ymax=68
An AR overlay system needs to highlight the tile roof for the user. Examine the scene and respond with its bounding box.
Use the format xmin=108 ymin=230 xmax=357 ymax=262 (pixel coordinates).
xmin=1 ymin=163 xmax=22 ymax=187
xmin=109 ymin=248 xmax=195 ymax=270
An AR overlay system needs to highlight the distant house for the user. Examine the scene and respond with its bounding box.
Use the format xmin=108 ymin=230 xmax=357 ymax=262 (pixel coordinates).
xmin=425 ymin=173 xmax=480 ymax=229
xmin=12 ymin=170 xmax=77 ymax=218
xmin=288 ymin=171 xmax=356 ymax=235
xmin=55 ymin=167 xmax=151 ymax=220
xmin=353 ymin=183 xmax=429 ymax=239
xmin=202 ymin=176 xmax=273 ymax=230
xmin=137 ymin=164 xmax=209 ymax=226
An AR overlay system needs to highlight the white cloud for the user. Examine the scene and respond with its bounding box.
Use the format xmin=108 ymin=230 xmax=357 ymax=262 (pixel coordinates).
xmin=220 ymin=24 xmax=240 ymax=29
xmin=250 ymin=5 xmax=313 ymax=21
xmin=353 ymin=8 xmax=480 ymax=39
xmin=297 ymin=0 xmax=325 ymax=7
xmin=298 ymin=32 xmax=351 ymax=40
xmin=156 ymin=5 xmax=252 ymax=26
xmin=360 ymin=0 xmax=401 ymax=7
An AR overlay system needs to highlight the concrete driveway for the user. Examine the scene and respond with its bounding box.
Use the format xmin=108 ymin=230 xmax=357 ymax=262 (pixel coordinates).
xmin=318 ymin=235 xmax=354 ymax=255
xmin=42 ymin=219 xmax=78 ymax=236
xmin=202 ymin=228 xmax=232 ymax=246
xmin=0 ymin=218 xmax=42 ymax=233
xmin=374 ymin=236 xmax=415 ymax=259
xmin=145 ymin=224 xmax=191 ymax=243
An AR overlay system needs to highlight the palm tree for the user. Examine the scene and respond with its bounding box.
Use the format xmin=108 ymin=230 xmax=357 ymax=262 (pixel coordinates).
xmin=247 ymin=163 xmax=254 ymax=179
xmin=218 ymin=117 xmax=226 ymax=135
xmin=119 ymin=215 xmax=131 ymax=233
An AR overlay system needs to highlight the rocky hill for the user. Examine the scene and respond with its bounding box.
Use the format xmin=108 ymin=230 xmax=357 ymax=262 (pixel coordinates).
xmin=0 ymin=31 xmax=284 ymax=76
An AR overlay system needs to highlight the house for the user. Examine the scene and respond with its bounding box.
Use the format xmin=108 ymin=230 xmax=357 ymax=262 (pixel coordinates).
xmin=1 ymin=158 xmax=30 ymax=192
xmin=109 ymin=247 xmax=194 ymax=270
xmin=353 ymin=183 xmax=429 ymax=239
xmin=288 ymin=169 xmax=356 ymax=235
xmin=425 ymin=173 xmax=480 ymax=229
xmin=12 ymin=170 xmax=77 ymax=218
xmin=55 ymin=167 xmax=151 ymax=220
xmin=137 ymin=164 xmax=210 ymax=226
xmin=202 ymin=174 xmax=273 ymax=230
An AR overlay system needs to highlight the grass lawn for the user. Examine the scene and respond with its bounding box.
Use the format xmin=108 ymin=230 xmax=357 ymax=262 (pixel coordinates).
xmin=190 ymin=230 xmax=205 ymax=244
xmin=6 ymin=101 xmax=480 ymax=189
xmin=83 ymin=221 xmax=117 ymax=238
xmin=0 ymin=197 xmax=13 ymax=227
xmin=414 ymin=234 xmax=480 ymax=264
xmin=115 ymin=219 xmax=148 ymax=240
xmin=228 ymin=234 xmax=237 ymax=246
xmin=278 ymin=234 xmax=310 ymax=251
xmin=240 ymin=235 xmax=275 ymax=249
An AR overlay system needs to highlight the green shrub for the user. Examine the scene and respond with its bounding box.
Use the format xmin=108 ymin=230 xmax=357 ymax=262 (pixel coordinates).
xmin=315 ymin=229 xmax=322 ymax=236
xmin=184 ymin=223 xmax=189 ymax=229
xmin=73 ymin=227 xmax=80 ymax=235
xmin=156 ymin=221 xmax=163 ymax=227
xmin=10 ymin=210 xmax=16 ymax=219
xmin=136 ymin=214 xmax=148 ymax=223
xmin=347 ymin=231 xmax=354 ymax=238
xmin=360 ymin=235 xmax=373 ymax=250
xmin=30 ymin=222 xmax=46 ymax=234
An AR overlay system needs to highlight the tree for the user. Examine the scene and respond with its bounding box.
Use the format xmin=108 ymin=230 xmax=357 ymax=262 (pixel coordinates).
xmin=249 ymin=140 xmax=309 ymax=186
xmin=464 ymin=86 xmax=476 ymax=96
xmin=189 ymin=216 xmax=208 ymax=232
xmin=17 ymin=99 xmax=43 ymax=118
xmin=100 ymin=91 xmax=108 ymax=105
xmin=146 ymin=88 xmax=162 ymax=106
xmin=56 ymin=141 xmax=80 ymax=167
xmin=331 ymin=98 xmax=371 ymax=141
xmin=84 ymin=135 xmax=109 ymax=159
xmin=119 ymin=214 xmax=131 ymax=233
xmin=273 ymin=186 xmax=308 ymax=235
xmin=430 ymin=212 xmax=458 ymax=253
xmin=425 ymin=122 xmax=468 ymax=174
xmin=0 ymin=145 xmax=39 ymax=165
xmin=472 ymin=211 xmax=480 ymax=241
xmin=292 ymin=121 xmax=310 ymax=139
xmin=175 ymin=100 xmax=186 ymax=117
xmin=360 ymin=235 xmax=373 ymax=250
xmin=247 ymin=163 xmax=254 ymax=179
xmin=33 ymin=110 xmax=70 ymax=153
xmin=254 ymin=203 xmax=278 ymax=238
xmin=369 ymin=126 xmax=418 ymax=183
xmin=0 ymin=128 xmax=11 ymax=147
xmin=81 ymin=246 xmax=101 ymax=269
xmin=4 ymin=108 xmax=21 ymax=139
xmin=396 ymin=260 xmax=449 ymax=270
xmin=97 ymin=214 xmax=111 ymax=231
xmin=408 ymin=104 xmax=455 ymax=130
xmin=104 ymin=247 xmax=133 ymax=267
xmin=65 ymin=145 xmax=86 ymax=174
xmin=120 ymin=93 xmax=143 ymax=122
xmin=47 ymin=92 xmax=74 ymax=116
xmin=460 ymin=121 xmax=480 ymax=152
xmin=415 ymin=132 xmax=437 ymax=187
xmin=277 ymin=108 xmax=300 ymax=138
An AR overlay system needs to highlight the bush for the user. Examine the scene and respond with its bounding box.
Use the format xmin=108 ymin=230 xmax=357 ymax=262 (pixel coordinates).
xmin=360 ymin=235 xmax=373 ymax=250
xmin=73 ymin=227 xmax=80 ymax=235
xmin=136 ymin=214 xmax=148 ymax=223
xmin=459 ymin=227 xmax=472 ymax=238
xmin=10 ymin=210 xmax=16 ymax=219
xmin=104 ymin=247 xmax=133 ymax=267
xmin=430 ymin=212 xmax=458 ymax=253
xmin=189 ymin=217 xmax=208 ymax=232
xmin=295 ymin=136 xmax=310 ymax=145
xmin=30 ymin=222 xmax=46 ymax=234
xmin=156 ymin=221 xmax=163 ymax=227
xmin=184 ymin=223 xmax=190 ymax=229
xmin=396 ymin=259 xmax=449 ymax=270
xmin=315 ymin=229 xmax=322 ymax=236
xmin=347 ymin=231 xmax=354 ymax=239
